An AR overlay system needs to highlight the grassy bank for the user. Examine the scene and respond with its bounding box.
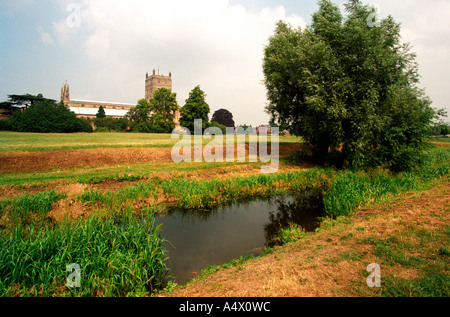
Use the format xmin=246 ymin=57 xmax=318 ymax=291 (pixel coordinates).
xmin=166 ymin=178 xmax=449 ymax=297
xmin=0 ymin=131 xmax=176 ymax=152
xmin=77 ymin=145 xmax=450 ymax=217
xmin=0 ymin=141 xmax=448 ymax=296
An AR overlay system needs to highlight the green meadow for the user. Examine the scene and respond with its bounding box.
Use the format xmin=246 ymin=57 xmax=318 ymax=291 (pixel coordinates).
xmin=0 ymin=132 xmax=449 ymax=296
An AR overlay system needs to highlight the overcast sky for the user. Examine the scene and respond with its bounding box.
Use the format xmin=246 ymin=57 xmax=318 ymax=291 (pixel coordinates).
xmin=1 ymin=0 xmax=449 ymax=126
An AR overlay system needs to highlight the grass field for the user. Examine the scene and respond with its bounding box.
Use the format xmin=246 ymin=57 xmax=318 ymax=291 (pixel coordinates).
xmin=0 ymin=131 xmax=449 ymax=297
xmin=0 ymin=131 xmax=302 ymax=152
xmin=0 ymin=131 xmax=177 ymax=152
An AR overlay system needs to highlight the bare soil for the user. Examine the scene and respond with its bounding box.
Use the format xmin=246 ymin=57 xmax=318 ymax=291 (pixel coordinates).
xmin=164 ymin=179 xmax=449 ymax=297
xmin=0 ymin=144 xmax=303 ymax=174
xmin=0 ymin=147 xmax=173 ymax=174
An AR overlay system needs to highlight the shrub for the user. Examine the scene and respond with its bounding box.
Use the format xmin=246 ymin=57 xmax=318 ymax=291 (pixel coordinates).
xmin=8 ymin=101 xmax=93 ymax=133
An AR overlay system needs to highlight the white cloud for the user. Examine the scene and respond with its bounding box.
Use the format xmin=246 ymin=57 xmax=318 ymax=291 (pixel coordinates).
xmin=37 ymin=26 xmax=54 ymax=45
xmin=52 ymin=18 xmax=79 ymax=43
xmin=49 ymin=0 xmax=449 ymax=125
xmin=367 ymin=0 xmax=450 ymax=114
xmin=51 ymin=0 xmax=306 ymax=125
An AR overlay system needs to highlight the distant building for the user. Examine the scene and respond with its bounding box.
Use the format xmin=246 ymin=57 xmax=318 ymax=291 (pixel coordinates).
xmin=61 ymin=82 xmax=134 ymax=118
xmin=145 ymin=69 xmax=172 ymax=101
xmin=256 ymin=125 xmax=271 ymax=135
xmin=61 ymin=70 xmax=180 ymax=124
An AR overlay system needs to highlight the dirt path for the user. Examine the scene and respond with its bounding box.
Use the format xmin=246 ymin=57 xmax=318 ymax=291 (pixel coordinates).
xmin=164 ymin=179 xmax=449 ymax=297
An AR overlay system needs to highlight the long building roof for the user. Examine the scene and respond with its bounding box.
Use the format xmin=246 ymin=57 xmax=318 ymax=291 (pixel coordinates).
xmin=69 ymin=106 xmax=129 ymax=117
xmin=71 ymin=99 xmax=136 ymax=106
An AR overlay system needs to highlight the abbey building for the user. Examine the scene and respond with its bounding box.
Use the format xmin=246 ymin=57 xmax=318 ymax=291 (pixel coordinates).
xmin=61 ymin=70 xmax=180 ymax=124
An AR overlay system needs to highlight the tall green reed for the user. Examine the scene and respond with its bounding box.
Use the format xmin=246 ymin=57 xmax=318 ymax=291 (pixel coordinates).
xmin=0 ymin=190 xmax=66 ymax=228
xmin=323 ymin=146 xmax=450 ymax=218
xmin=0 ymin=210 xmax=168 ymax=297
xmin=78 ymin=168 xmax=333 ymax=212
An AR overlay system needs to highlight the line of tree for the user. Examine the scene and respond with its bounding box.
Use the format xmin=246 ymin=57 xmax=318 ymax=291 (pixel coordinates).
xmin=430 ymin=108 xmax=450 ymax=137
xmin=263 ymin=0 xmax=438 ymax=171
xmin=0 ymin=88 xmax=241 ymax=135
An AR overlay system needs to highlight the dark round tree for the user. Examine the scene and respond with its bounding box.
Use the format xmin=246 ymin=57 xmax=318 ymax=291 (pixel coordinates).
xmin=211 ymin=108 xmax=235 ymax=128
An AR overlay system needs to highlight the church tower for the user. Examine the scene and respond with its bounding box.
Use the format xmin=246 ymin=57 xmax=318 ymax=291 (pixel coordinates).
xmin=145 ymin=70 xmax=180 ymax=126
xmin=61 ymin=81 xmax=70 ymax=103
xmin=145 ymin=69 xmax=172 ymax=102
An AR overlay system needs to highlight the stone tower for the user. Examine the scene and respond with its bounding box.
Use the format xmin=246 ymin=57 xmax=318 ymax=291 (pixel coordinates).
xmin=145 ymin=69 xmax=172 ymax=102
xmin=61 ymin=81 xmax=70 ymax=102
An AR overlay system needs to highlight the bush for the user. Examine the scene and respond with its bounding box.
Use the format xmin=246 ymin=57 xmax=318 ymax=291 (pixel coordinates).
xmin=94 ymin=117 xmax=129 ymax=132
xmin=132 ymin=118 xmax=173 ymax=134
xmin=208 ymin=121 xmax=227 ymax=134
xmin=8 ymin=101 xmax=93 ymax=133
xmin=0 ymin=119 xmax=12 ymax=131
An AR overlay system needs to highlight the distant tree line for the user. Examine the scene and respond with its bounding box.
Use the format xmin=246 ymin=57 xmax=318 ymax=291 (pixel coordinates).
xmin=0 ymin=88 xmax=242 ymax=135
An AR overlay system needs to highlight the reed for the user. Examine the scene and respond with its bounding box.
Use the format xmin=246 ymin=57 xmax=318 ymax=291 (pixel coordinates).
xmin=78 ymin=168 xmax=333 ymax=213
xmin=0 ymin=210 xmax=168 ymax=297
xmin=323 ymin=146 xmax=450 ymax=218
xmin=0 ymin=190 xmax=66 ymax=231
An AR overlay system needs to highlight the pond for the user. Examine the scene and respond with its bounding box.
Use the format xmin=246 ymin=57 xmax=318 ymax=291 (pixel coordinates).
xmin=155 ymin=189 xmax=325 ymax=285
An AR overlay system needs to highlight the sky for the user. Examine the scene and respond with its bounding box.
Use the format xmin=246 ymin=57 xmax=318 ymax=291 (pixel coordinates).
xmin=0 ymin=0 xmax=449 ymax=127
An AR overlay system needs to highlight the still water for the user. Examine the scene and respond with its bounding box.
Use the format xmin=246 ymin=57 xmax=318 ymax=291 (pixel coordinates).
xmin=155 ymin=190 xmax=324 ymax=285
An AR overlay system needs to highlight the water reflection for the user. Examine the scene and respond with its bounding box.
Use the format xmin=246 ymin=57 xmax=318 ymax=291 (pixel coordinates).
xmin=265 ymin=189 xmax=324 ymax=247
xmin=155 ymin=190 xmax=324 ymax=284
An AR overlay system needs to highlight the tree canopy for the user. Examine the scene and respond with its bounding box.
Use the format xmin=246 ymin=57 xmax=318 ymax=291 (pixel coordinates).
xmin=0 ymin=94 xmax=56 ymax=116
xmin=148 ymin=88 xmax=179 ymax=125
xmin=211 ymin=108 xmax=235 ymax=128
xmin=5 ymin=98 xmax=92 ymax=133
xmin=263 ymin=0 xmax=434 ymax=171
xmin=96 ymin=106 xmax=106 ymax=119
xmin=126 ymin=88 xmax=178 ymax=133
xmin=180 ymin=85 xmax=210 ymax=133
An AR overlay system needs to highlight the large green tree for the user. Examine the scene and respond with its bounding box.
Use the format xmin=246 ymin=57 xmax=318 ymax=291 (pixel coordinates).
xmin=263 ymin=0 xmax=434 ymax=171
xmin=7 ymin=99 xmax=92 ymax=133
xmin=126 ymin=98 xmax=151 ymax=125
xmin=148 ymin=88 xmax=178 ymax=133
xmin=180 ymin=85 xmax=210 ymax=133
xmin=126 ymin=88 xmax=179 ymax=133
